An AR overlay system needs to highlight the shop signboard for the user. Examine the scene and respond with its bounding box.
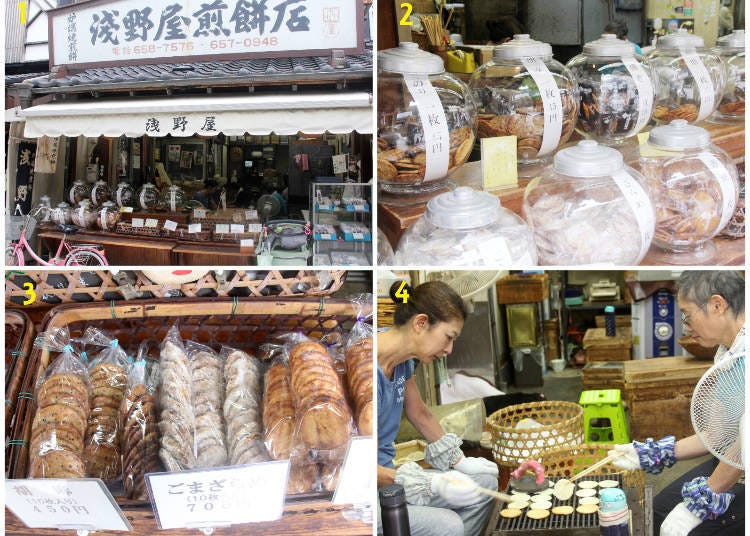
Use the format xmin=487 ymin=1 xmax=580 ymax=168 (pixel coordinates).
xmin=48 ymin=0 xmax=365 ymax=69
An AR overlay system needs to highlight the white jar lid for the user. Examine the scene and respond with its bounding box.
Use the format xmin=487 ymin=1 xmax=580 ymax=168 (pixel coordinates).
xmin=582 ymin=34 xmax=636 ymax=57
xmin=554 ymin=140 xmax=624 ymax=177
xmin=56 ymin=202 xmax=70 ymax=208
xmin=425 ymin=187 xmax=500 ymax=229
xmin=648 ymin=119 xmax=710 ymax=149
xmin=378 ymin=42 xmax=445 ymax=75
xmin=657 ymin=28 xmax=705 ymax=49
xmin=716 ymin=29 xmax=745 ymax=50
xmin=493 ymin=34 xmax=552 ymax=60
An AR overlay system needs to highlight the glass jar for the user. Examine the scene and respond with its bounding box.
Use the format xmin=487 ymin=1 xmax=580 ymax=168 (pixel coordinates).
xmin=377 ymin=227 xmax=395 ymax=265
xmin=160 ymin=185 xmax=186 ymax=212
xmin=35 ymin=195 xmax=53 ymax=222
xmin=135 ymin=183 xmax=160 ymax=210
xmin=646 ymin=29 xmax=725 ymax=124
xmin=71 ymin=200 xmax=98 ymax=229
xmin=67 ymin=179 xmax=91 ymax=206
xmin=51 ymin=202 xmax=72 ymax=225
xmin=523 ymin=140 xmax=654 ymax=265
xmin=627 ymin=120 xmax=739 ymax=264
xmin=112 ymin=181 xmax=135 ymax=208
xmin=377 ymin=42 xmax=477 ymax=194
xmin=394 ymin=187 xmax=537 ymax=265
xmin=90 ymin=179 xmax=112 ymax=206
xmin=97 ymin=201 xmax=120 ymax=231
xmin=469 ymin=34 xmax=578 ymax=168
xmin=566 ymin=34 xmax=656 ymax=144
xmin=711 ymin=30 xmax=745 ymax=123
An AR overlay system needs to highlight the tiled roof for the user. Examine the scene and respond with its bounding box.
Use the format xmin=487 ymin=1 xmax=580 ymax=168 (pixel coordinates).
xmin=5 ymin=72 xmax=48 ymax=86
xmin=26 ymin=51 xmax=372 ymax=91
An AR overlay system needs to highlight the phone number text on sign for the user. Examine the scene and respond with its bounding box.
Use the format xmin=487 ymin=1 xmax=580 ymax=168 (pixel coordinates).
xmin=210 ymin=37 xmax=280 ymax=49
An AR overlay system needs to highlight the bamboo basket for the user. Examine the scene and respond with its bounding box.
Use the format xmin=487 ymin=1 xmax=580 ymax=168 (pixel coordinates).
xmin=487 ymin=401 xmax=584 ymax=467
xmin=5 ymin=310 xmax=36 ymax=442
xmin=115 ymin=221 xmax=162 ymax=238
xmin=6 ymin=270 xmax=347 ymax=307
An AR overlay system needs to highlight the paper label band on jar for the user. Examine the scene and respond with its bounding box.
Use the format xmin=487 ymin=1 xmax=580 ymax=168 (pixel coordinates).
xmin=697 ymin=154 xmax=737 ymax=231
xmin=621 ymin=56 xmax=654 ymax=135
xmin=92 ymin=184 xmax=101 ymax=204
xmin=611 ymin=169 xmax=655 ymax=261
xmin=521 ymin=56 xmax=563 ymax=156
xmin=170 ymin=191 xmax=177 ymax=212
xmin=403 ymin=74 xmax=450 ymax=182
xmin=68 ymin=189 xmax=77 ymax=205
xmin=99 ymin=208 xmax=107 ymax=230
xmin=116 ymin=189 xmax=123 ymax=206
xmin=680 ymin=50 xmax=716 ymax=122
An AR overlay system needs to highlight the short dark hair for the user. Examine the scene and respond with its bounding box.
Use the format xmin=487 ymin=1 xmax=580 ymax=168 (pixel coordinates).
xmin=604 ymin=19 xmax=629 ymax=39
xmin=389 ymin=281 xmax=468 ymax=326
xmin=677 ymin=271 xmax=745 ymax=317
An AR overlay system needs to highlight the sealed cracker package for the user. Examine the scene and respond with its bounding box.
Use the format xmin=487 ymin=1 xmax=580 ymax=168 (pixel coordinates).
xmin=81 ymin=327 xmax=130 ymax=480
xmin=262 ymin=351 xmax=296 ymax=461
xmin=30 ymin=327 xmax=91 ymax=478
xmin=343 ymin=294 xmax=374 ymax=436
xmin=186 ymin=341 xmax=228 ymax=468
xmin=121 ymin=343 xmax=162 ymax=499
xmin=220 ymin=346 xmax=268 ymax=466
xmin=158 ymin=324 xmax=196 ymax=471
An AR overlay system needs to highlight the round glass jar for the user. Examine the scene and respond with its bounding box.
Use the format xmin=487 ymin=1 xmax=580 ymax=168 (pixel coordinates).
xmin=566 ymin=34 xmax=656 ymax=144
xmin=135 ymin=183 xmax=160 ymax=210
xmin=71 ymin=200 xmax=98 ymax=229
xmin=394 ymin=186 xmax=537 ymax=266
xmin=523 ymin=140 xmax=654 ymax=265
xmin=112 ymin=181 xmax=135 ymax=207
xmin=67 ymin=179 xmax=91 ymax=206
xmin=97 ymin=201 xmax=120 ymax=231
xmin=627 ymin=120 xmax=739 ymax=264
xmin=646 ymin=29 xmax=725 ymax=124
xmin=51 ymin=202 xmax=72 ymax=226
xmin=36 ymin=195 xmax=53 ymax=222
xmin=711 ymin=30 xmax=745 ymax=123
xmin=160 ymin=185 xmax=186 ymax=212
xmin=377 ymin=42 xmax=477 ymax=194
xmin=90 ymin=180 xmax=112 ymax=206
xmin=469 ymin=34 xmax=578 ymax=168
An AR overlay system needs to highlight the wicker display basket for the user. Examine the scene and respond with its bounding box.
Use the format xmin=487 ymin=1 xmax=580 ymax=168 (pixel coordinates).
xmin=487 ymin=401 xmax=584 ymax=467
xmin=5 ymin=310 xmax=36 ymax=441
xmin=115 ymin=221 xmax=162 ymax=238
xmin=6 ymin=270 xmax=347 ymax=307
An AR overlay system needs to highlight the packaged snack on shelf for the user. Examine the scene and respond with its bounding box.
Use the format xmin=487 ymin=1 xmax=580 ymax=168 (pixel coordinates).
xmin=220 ymin=346 xmax=268 ymax=466
xmin=339 ymin=222 xmax=372 ymax=242
xmin=29 ymin=327 xmax=90 ymax=478
xmin=262 ymin=359 xmax=296 ymax=461
xmin=186 ymin=341 xmax=228 ymax=468
xmin=120 ymin=343 xmax=162 ymax=499
xmin=342 ymin=197 xmax=370 ymax=212
xmin=314 ymin=224 xmax=339 ymax=241
xmin=81 ymin=327 xmax=130 ymax=480
xmin=158 ymin=324 xmax=196 ymax=471
xmin=344 ymin=294 xmax=374 ymax=436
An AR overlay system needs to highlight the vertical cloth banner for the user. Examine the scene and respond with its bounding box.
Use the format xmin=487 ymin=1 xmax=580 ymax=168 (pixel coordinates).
xmin=33 ymin=136 xmax=60 ymax=174
xmin=15 ymin=141 xmax=37 ymax=214
xmin=332 ymin=154 xmax=348 ymax=174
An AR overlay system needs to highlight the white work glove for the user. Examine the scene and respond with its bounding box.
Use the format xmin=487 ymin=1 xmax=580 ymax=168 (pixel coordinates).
xmin=609 ymin=443 xmax=641 ymax=471
xmin=660 ymin=503 xmax=703 ymax=536
xmin=423 ymin=433 xmax=464 ymax=471
xmin=453 ymin=456 xmax=499 ymax=478
xmin=430 ymin=470 xmax=483 ymax=507
xmin=610 ymin=436 xmax=677 ymax=474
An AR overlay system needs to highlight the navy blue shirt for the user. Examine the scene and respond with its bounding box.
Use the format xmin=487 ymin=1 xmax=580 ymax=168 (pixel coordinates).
xmin=377 ymin=359 xmax=415 ymax=468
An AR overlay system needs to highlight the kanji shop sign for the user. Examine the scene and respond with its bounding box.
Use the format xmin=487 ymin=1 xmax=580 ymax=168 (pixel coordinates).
xmin=48 ymin=0 xmax=363 ymax=69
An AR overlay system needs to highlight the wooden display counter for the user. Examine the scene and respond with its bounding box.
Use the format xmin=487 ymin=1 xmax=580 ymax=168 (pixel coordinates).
xmin=6 ymin=500 xmax=371 ymax=535
xmin=379 ymin=123 xmax=745 ymax=266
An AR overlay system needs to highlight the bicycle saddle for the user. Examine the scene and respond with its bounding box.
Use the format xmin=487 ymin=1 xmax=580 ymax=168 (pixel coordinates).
xmin=57 ymin=224 xmax=79 ymax=234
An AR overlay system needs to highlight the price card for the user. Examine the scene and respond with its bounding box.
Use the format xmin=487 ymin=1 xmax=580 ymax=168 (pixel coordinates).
xmin=240 ymin=238 xmax=255 ymax=248
xmin=230 ymin=224 xmax=244 ymax=234
xmin=403 ymin=74 xmax=450 ymax=182
xmin=680 ymin=50 xmax=716 ymax=122
xmin=193 ymin=209 xmax=207 ymax=219
xmin=481 ymin=136 xmax=518 ymax=189
xmin=353 ymin=204 xmax=366 ymax=212
xmin=188 ymin=223 xmax=202 ymax=233
xmin=333 ymin=437 xmax=375 ymax=506
xmin=320 ymin=234 xmax=333 ymax=240
xmin=245 ymin=209 xmax=258 ymax=220
xmin=120 ymin=206 xmax=134 ymax=213
xmin=131 ymin=218 xmax=144 ymax=228
xmin=145 ymin=218 xmax=158 ymax=228
xmin=521 ymin=56 xmax=564 ymax=156
xmin=146 ymin=461 xmax=289 ymax=530
xmin=5 ymin=478 xmax=131 ymax=532
xmin=164 ymin=220 xmax=178 ymax=232
xmin=247 ymin=224 xmax=263 ymax=233
xmin=353 ymin=232 xmax=365 ymax=240
xmin=215 ymin=224 xmax=230 ymax=234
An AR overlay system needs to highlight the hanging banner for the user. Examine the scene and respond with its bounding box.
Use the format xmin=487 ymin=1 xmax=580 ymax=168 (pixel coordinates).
xmin=33 ymin=136 xmax=60 ymax=174
xmin=332 ymin=154 xmax=348 ymax=174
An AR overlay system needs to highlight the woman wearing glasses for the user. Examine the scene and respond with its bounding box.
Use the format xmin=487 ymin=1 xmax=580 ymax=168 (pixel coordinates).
xmin=612 ymin=271 xmax=745 ymax=536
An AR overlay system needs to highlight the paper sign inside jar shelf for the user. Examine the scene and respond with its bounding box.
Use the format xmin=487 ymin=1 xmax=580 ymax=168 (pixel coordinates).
xmin=132 ymin=218 xmax=144 ymax=228
xmin=164 ymin=220 xmax=178 ymax=231
xmin=188 ymin=223 xmax=201 ymax=233
xmin=245 ymin=210 xmax=258 ymax=220
xmin=230 ymin=224 xmax=244 ymax=234
xmin=145 ymin=218 xmax=158 ymax=228
xmin=215 ymin=224 xmax=230 ymax=234
xmin=240 ymin=238 xmax=254 ymax=248
xmin=145 ymin=461 xmax=289 ymax=530
xmin=5 ymin=478 xmax=132 ymax=532
xmin=247 ymin=224 xmax=263 ymax=233
xmin=333 ymin=436 xmax=375 ymax=506
xmin=481 ymin=136 xmax=518 ymax=189
xmin=193 ymin=209 xmax=207 ymax=219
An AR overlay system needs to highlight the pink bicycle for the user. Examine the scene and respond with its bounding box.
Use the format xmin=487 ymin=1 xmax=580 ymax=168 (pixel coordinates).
xmin=5 ymin=207 xmax=108 ymax=266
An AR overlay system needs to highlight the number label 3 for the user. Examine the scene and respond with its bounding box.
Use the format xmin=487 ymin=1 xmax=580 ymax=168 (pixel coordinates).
xmin=399 ymin=3 xmax=413 ymax=26
xmin=22 ymin=282 xmax=36 ymax=306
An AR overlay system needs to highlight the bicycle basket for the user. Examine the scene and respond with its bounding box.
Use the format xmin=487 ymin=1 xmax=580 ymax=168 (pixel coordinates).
xmin=6 ymin=216 xmax=33 ymax=241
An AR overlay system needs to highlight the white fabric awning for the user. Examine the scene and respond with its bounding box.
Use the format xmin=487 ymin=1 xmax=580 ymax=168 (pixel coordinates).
xmin=19 ymin=92 xmax=372 ymax=138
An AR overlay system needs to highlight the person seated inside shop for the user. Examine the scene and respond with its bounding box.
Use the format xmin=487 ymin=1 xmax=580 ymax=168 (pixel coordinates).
xmin=604 ymin=19 xmax=643 ymax=55
xmin=378 ymin=281 xmax=498 ymax=536
xmin=192 ymin=179 xmax=219 ymax=210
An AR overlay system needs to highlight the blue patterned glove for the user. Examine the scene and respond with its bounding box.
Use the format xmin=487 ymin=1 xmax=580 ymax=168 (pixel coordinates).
xmin=681 ymin=476 xmax=735 ymax=520
xmin=633 ymin=436 xmax=677 ymax=474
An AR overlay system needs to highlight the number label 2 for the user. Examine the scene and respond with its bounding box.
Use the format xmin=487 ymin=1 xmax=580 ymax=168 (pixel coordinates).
xmin=399 ymin=3 xmax=413 ymax=26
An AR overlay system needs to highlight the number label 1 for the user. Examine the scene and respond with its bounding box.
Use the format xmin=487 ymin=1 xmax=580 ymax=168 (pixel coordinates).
xmin=19 ymin=1 xmax=27 ymax=25
xmin=22 ymin=282 xmax=36 ymax=306
xmin=395 ymin=281 xmax=410 ymax=304
xmin=400 ymin=3 xmax=413 ymax=26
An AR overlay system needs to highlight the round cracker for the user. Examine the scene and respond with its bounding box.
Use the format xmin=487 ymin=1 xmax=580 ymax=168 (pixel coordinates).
xmin=576 ymin=504 xmax=599 ymax=514
xmin=576 ymin=488 xmax=597 ymax=498
xmin=509 ymin=492 xmax=530 ymax=502
xmin=500 ymin=508 xmax=523 ymax=519
xmin=551 ymin=505 xmax=574 ymax=516
xmin=526 ymin=509 xmax=550 ymax=520
xmin=506 ymin=501 xmax=529 ymax=510
xmin=530 ymin=499 xmax=552 ymax=510
xmin=598 ymin=479 xmax=619 ymax=488
xmin=577 ymin=480 xmax=599 ymax=489
xmin=579 ymin=496 xmax=600 ymax=505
